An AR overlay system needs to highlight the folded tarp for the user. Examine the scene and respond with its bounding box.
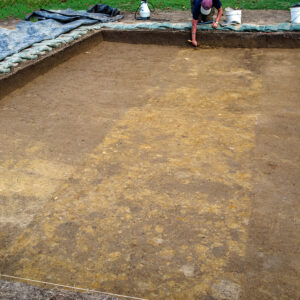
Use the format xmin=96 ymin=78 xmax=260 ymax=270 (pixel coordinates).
xmin=0 ymin=5 xmax=123 ymax=61
xmin=25 ymin=5 xmax=122 ymax=23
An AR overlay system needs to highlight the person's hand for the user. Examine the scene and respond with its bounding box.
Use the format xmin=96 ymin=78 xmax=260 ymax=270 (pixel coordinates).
xmin=187 ymin=39 xmax=198 ymax=47
xmin=212 ymin=22 xmax=218 ymax=29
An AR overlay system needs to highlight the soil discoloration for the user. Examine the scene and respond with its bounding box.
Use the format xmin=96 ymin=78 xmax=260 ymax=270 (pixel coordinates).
xmin=0 ymin=43 xmax=299 ymax=299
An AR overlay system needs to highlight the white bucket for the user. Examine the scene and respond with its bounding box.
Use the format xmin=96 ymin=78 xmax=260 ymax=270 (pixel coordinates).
xmin=225 ymin=9 xmax=242 ymax=24
xmin=290 ymin=7 xmax=300 ymax=24
xmin=140 ymin=1 xmax=150 ymax=19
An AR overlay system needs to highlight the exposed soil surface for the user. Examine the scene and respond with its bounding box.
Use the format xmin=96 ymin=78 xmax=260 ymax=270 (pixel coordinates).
xmin=122 ymin=9 xmax=291 ymax=24
xmin=0 ymin=42 xmax=299 ymax=300
xmin=0 ymin=18 xmax=21 ymax=30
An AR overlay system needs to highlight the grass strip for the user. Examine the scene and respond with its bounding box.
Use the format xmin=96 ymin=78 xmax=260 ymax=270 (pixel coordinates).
xmin=0 ymin=0 xmax=297 ymax=20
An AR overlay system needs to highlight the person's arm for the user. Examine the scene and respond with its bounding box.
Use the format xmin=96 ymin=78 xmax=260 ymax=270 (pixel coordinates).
xmin=212 ymin=6 xmax=223 ymax=29
xmin=212 ymin=0 xmax=223 ymax=29
xmin=191 ymin=19 xmax=198 ymax=47
xmin=191 ymin=0 xmax=201 ymax=46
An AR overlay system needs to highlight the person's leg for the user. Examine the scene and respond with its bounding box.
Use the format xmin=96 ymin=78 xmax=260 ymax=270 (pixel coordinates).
xmin=190 ymin=0 xmax=194 ymax=14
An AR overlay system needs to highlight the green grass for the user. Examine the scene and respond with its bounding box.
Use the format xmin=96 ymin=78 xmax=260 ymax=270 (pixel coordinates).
xmin=0 ymin=0 xmax=297 ymax=20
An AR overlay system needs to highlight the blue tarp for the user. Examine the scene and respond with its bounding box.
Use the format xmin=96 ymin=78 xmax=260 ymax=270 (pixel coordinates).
xmin=0 ymin=6 xmax=123 ymax=61
xmin=25 ymin=5 xmax=122 ymax=23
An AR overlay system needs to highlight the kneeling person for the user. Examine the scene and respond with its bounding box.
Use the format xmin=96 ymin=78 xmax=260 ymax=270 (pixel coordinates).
xmin=191 ymin=0 xmax=223 ymax=47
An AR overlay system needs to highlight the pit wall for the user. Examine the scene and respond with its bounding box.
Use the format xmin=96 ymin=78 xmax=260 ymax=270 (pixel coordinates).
xmin=0 ymin=26 xmax=299 ymax=100
xmin=0 ymin=21 xmax=300 ymax=74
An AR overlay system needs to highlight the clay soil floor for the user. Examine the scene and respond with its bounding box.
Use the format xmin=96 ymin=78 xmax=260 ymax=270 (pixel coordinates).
xmin=0 ymin=42 xmax=299 ymax=300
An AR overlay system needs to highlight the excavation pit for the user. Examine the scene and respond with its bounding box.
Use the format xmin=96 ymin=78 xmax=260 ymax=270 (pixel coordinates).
xmin=0 ymin=30 xmax=299 ymax=300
